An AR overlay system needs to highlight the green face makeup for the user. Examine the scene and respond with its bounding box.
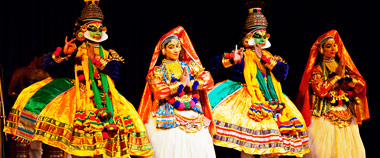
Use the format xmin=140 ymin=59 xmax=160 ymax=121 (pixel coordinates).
xmin=87 ymin=22 xmax=103 ymax=40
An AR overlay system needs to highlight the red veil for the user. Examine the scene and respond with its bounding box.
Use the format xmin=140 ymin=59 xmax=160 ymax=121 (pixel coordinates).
xmin=138 ymin=26 xmax=216 ymax=135
xmin=295 ymin=30 xmax=369 ymax=126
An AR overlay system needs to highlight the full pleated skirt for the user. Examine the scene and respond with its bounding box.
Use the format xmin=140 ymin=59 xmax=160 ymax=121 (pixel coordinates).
xmin=145 ymin=111 xmax=216 ymax=158
xmin=305 ymin=116 xmax=365 ymax=158
xmin=4 ymin=77 xmax=153 ymax=158
xmin=209 ymin=80 xmax=309 ymax=157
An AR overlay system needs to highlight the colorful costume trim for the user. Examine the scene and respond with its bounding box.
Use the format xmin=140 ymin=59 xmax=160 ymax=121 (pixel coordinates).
xmin=296 ymin=29 xmax=369 ymax=126
xmin=138 ymin=26 xmax=216 ymax=158
xmin=210 ymin=81 xmax=309 ymax=157
xmin=4 ymin=44 xmax=153 ymax=158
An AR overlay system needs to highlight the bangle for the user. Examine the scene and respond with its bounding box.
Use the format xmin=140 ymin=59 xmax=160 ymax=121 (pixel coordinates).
xmin=191 ymin=80 xmax=199 ymax=91
xmin=348 ymin=78 xmax=357 ymax=87
xmin=197 ymin=79 xmax=204 ymax=90
xmin=328 ymin=75 xmax=341 ymax=85
xmin=222 ymin=57 xmax=233 ymax=68
xmin=52 ymin=47 xmax=70 ymax=63
xmin=94 ymin=55 xmax=108 ymax=70
xmin=52 ymin=53 xmax=68 ymax=63
xmin=169 ymin=81 xmax=184 ymax=95
xmin=261 ymin=55 xmax=277 ymax=70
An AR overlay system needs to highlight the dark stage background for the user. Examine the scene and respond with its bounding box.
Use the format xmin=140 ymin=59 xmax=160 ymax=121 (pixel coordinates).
xmin=0 ymin=0 xmax=378 ymax=157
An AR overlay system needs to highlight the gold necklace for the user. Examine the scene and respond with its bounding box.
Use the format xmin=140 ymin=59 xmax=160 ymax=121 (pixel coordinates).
xmin=324 ymin=60 xmax=338 ymax=73
xmin=162 ymin=59 xmax=182 ymax=82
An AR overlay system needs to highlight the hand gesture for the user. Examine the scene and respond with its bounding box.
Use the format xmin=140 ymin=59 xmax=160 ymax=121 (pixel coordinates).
xmin=180 ymin=67 xmax=191 ymax=87
xmin=336 ymin=56 xmax=346 ymax=77
xmin=253 ymin=43 xmax=263 ymax=58
xmin=233 ymin=45 xmax=244 ymax=64
xmin=63 ymin=36 xmax=77 ymax=56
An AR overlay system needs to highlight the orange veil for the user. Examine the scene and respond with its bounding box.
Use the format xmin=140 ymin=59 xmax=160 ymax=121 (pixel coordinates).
xmin=138 ymin=26 xmax=216 ymax=135
xmin=295 ymin=30 xmax=369 ymax=126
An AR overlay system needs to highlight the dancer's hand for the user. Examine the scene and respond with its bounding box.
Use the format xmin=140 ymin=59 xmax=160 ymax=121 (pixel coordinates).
xmin=63 ymin=36 xmax=77 ymax=56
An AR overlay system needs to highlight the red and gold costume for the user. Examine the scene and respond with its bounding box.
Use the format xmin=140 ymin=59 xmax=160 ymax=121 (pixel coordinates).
xmin=138 ymin=26 xmax=216 ymax=158
xmin=296 ymin=30 xmax=369 ymax=158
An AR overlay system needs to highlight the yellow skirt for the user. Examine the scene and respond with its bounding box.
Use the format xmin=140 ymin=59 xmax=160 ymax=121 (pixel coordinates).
xmin=210 ymin=81 xmax=309 ymax=157
xmin=4 ymin=77 xmax=153 ymax=158
xmin=305 ymin=116 xmax=365 ymax=158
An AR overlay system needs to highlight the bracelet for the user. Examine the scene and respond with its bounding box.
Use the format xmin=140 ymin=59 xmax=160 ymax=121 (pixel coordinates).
xmin=222 ymin=57 xmax=234 ymax=68
xmin=261 ymin=55 xmax=277 ymax=70
xmin=191 ymin=79 xmax=204 ymax=91
xmin=52 ymin=47 xmax=70 ymax=63
xmin=93 ymin=55 xmax=108 ymax=70
xmin=328 ymin=75 xmax=341 ymax=85
xmin=348 ymin=78 xmax=357 ymax=87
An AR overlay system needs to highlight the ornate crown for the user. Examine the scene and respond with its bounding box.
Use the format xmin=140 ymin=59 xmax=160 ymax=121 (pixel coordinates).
xmin=81 ymin=0 xmax=104 ymax=22
xmin=243 ymin=1 xmax=268 ymax=32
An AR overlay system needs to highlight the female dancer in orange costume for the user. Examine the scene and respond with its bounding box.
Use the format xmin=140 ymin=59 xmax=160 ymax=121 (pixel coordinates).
xmin=296 ymin=30 xmax=369 ymax=158
xmin=138 ymin=26 xmax=216 ymax=158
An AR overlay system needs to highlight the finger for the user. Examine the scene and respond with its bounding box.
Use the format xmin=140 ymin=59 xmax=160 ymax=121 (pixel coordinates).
xmin=72 ymin=43 xmax=77 ymax=49
xmin=65 ymin=36 xmax=68 ymax=43
xmin=69 ymin=38 xmax=77 ymax=43
xmin=184 ymin=67 xmax=189 ymax=74
xmin=232 ymin=46 xmax=236 ymax=55
xmin=239 ymin=48 xmax=244 ymax=55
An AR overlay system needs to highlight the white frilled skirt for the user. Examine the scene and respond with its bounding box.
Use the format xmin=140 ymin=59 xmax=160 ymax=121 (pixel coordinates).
xmin=145 ymin=111 xmax=216 ymax=158
xmin=305 ymin=116 xmax=365 ymax=158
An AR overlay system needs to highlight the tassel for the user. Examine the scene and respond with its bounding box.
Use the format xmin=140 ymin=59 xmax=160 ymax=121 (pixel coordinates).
xmin=102 ymin=132 xmax=108 ymax=139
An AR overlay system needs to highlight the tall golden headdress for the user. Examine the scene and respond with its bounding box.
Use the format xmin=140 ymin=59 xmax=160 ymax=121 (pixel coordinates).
xmin=243 ymin=1 xmax=268 ymax=33
xmin=81 ymin=0 xmax=104 ymax=22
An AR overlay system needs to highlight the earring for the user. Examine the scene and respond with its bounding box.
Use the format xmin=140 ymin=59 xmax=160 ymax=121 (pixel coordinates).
xmin=162 ymin=49 xmax=166 ymax=56
xmin=242 ymin=37 xmax=250 ymax=47
xmin=76 ymin=25 xmax=87 ymax=41
xmin=318 ymin=47 xmax=323 ymax=54
xmin=76 ymin=31 xmax=85 ymax=41
xmin=102 ymin=26 xmax=107 ymax=33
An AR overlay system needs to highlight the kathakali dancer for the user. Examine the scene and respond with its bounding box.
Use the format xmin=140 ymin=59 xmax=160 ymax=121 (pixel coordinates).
xmin=3 ymin=0 xmax=153 ymax=157
xmin=208 ymin=2 xmax=309 ymax=157
xmin=138 ymin=26 xmax=216 ymax=158
xmin=296 ymin=30 xmax=369 ymax=158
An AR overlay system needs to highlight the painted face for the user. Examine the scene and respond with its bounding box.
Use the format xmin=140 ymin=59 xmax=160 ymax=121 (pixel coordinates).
xmin=163 ymin=40 xmax=181 ymax=61
xmin=321 ymin=39 xmax=338 ymax=60
xmin=86 ymin=22 xmax=103 ymax=41
xmin=252 ymin=30 xmax=267 ymax=47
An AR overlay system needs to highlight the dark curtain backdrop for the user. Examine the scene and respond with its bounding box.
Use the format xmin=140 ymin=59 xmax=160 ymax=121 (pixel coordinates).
xmin=0 ymin=0 xmax=378 ymax=157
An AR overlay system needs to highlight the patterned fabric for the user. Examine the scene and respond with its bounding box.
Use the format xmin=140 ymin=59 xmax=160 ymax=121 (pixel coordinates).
xmin=156 ymin=103 xmax=178 ymax=129
xmin=4 ymin=43 xmax=153 ymax=158
xmin=209 ymin=80 xmax=309 ymax=157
